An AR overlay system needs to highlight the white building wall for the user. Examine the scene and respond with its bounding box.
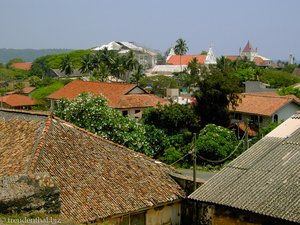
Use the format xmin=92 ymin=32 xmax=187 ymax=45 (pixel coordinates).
xmin=276 ymin=103 xmax=300 ymax=123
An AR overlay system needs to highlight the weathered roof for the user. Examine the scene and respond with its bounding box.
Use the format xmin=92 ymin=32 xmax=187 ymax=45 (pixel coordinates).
xmin=150 ymin=65 xmax=187 ymax=74
xmin=230 ymin=92 xmax=300 ymax=116
xmin=189 ymin=113 xmax=300 ymax=223
xmin=48 ymin=80 xmax=166 ymax=109
xmin=10 ymin=62 xmax=32 ymax=70
xmin=0 ymin=109 xmax=185 ymax=222
xmin=167 ymin=55 xmax=206 ymax=65
xmin=0 ymin=94 xmax=37 ymax=107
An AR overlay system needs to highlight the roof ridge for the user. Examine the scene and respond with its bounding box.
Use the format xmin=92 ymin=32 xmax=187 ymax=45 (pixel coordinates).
xmin=52 ymin=115 xmax=172 ymax=169
xmin=0 ymin=108 xmax=49 ymax=116
xmin=28 ymin=115 xmax=52 ymax=177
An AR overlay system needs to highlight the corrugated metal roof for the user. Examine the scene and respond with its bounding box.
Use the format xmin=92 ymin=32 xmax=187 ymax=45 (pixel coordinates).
xmin=189 ymin=113 xmax=300 ymax=223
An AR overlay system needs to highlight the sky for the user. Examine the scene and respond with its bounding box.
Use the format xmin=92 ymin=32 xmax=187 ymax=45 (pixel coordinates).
xmin=1 ymin=0 xmax=300 ymax=60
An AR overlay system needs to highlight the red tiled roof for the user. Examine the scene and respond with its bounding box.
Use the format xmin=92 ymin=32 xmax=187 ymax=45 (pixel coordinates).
xmin=0 ymin=109 xmax=185 ymax=222
xmin=225 ymin=55 xmax=239 ymax=61
xmin=48 ymin=80 xmax=165 ymax=109
xmin=10 ymin=62 xmax=32 ymax=70
xmin=230 ymin=92 xmax=300 ymax=116
xmin=0 ymin=94 xmax=36 ymax=107
xmin=21 ymin=86 xmax=36 ymax=94
xmin=166 ymin=55 xmax=206 ymax=65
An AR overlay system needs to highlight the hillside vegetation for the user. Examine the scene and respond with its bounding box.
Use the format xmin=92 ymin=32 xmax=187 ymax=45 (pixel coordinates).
xmin=0 ymin=48 xmax=74 ymax=63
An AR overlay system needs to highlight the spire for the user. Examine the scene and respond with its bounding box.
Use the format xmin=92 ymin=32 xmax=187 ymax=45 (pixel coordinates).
xmin=205 ymin=47 xmax=217 ymax=64
xmin=242 ymin=41 xmax=253 ymax=53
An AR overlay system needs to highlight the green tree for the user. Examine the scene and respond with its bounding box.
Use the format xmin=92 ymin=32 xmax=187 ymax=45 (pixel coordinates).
xmin=79 ymin=53 xmax=93 ymax=74
xmin=142 ymin=103 xmax=200 ymax=135
xmin=130 ymin=64 xmax=144 ymax=85
xmin=195 ymin=124 xmax=238 ymax=164
xmin=55 ymin=93 xmax=169 ymax=157
xmin=174 ymin=38 xmax=189 ymax=72
xmin=29 ymin=76 xmax=42 ymax=87
xmin=278 ymin=86 xmax=300 ymax=98
xmin=193 ymin=66 xmax=242 ymax=127
xmin=59 ymin=55 xmax=74 ymax=76
xmin=139 ymin=75 xmax=179 ymax=97
xmin=14 ymin=82 xmax=25 ymax=91
xmin=260 ymin=69 xmax=300 ymax=88
xmin=29 ymin=56 xmax=50 ymax=78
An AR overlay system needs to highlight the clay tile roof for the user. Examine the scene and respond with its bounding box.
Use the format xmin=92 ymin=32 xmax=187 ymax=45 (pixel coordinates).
xmin=166 ymin=55 xmax=206 ymax=65
xmin=0 ymin=109 xmax=185 ymax=223
xmin=10 ymin=62 xmax=32 ymax=70
xmin=21 ymin=86 xmax=36 ymax=94
xmin=230 ymin=92 xmax=300 ymax=116
xmin=0 ymin=94 xmax=37 ymax=107
xmin=48 ymin=80 xmax=165 ymax=109
xmin=225 ymin=55 xmax=239 ymax=61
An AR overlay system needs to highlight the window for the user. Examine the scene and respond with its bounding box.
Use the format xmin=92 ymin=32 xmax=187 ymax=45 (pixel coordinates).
xmin=122 ymin=110 xmax=128 ymax=116
xmin=274 ymin=114 xmax=278 ymax=123
xmin=234 ymin=113 xmax=242 ymax=120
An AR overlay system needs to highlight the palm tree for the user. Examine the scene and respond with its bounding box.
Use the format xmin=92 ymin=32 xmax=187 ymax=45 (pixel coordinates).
xmin=130 ymin=64 xmax=144 ymax=85
xmin=79 ymin=53 xmax=93 ymax=74
xmin=174 ymin=38 xmax=189 ymax=72
xmin=59 ymin=55 xmax=74 ymax=76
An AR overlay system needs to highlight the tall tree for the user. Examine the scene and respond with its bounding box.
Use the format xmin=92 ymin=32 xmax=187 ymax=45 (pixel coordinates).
xmin=79 ymin=53 xmax=93 ymax=74
xmin=59 ymin=55 xmax=74 ymax=76
xmin=130 ymin=64 xmax=144 ymax=85
xmin=193 ymin=66 xmax=242 ymax=127
xmin=174 ymin=38 xmax=189 ymax=72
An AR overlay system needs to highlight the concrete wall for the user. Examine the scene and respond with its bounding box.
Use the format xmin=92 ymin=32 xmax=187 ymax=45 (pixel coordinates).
xmin=103 ymin=202 xmax=181 ymax=225
xmin=277 ymin=103 xmax=300 ymax=123
xmin=146 ymin=203 xmax=181 ymax=225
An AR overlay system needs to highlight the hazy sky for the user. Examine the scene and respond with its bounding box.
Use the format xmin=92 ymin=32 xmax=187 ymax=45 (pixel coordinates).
xmin=1 ymin=0 xmax=299 ymax=60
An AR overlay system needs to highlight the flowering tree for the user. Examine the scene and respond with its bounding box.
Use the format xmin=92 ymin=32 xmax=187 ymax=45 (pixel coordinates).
xmin=195 ymin=124 xmax=238 ymax=163
xmin=55 ymin=93 xmax=168 ymax=157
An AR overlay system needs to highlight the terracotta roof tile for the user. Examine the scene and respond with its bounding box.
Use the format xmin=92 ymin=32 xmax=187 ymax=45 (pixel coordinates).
xmin=166 ymin=55 xmax=206 ymax=65
xmin=0 ymin=94 xmax=37 ymax=107
xmin=230 ymin=92 xmax=300 ymax=116
xmin=225 ymin=55 xmax=239 ymax=61
xmin=0 ymin=109 xmax=185 ymax=223
xmin=48 ymin=80 xmax=165 ymax=109
xmin=10 ymin=62 xmax=32 ymax=70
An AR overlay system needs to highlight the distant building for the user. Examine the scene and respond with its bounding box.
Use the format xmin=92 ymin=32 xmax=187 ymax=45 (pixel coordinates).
xmin=225 ymin=41 xmax=273 ymax=67
xmin=0 ymin=94 xmax=37 ymax=110
xmin=10 ymin=62 xmax=32 ymax=70
xmin=48 ymin=80 xmax=167 ymax=119
xmin=92 ymin=41 xmax=159 ymax=69
xmin=166 ymin=47 xmax=217 ymax=66
xmin=230 ymin=92 xmax=300 ymax=131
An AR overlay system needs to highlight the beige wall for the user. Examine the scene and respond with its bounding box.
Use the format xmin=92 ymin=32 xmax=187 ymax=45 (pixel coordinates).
xmin=146 ymin=203 xmax=181 ymax=225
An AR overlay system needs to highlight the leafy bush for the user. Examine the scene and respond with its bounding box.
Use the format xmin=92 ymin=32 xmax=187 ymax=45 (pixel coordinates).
xmin=31 ymin=81 xmax=64 ymax=100
xmin=260 ymin=69 xmax=300 ymax=88
xmin=142 ymin=103 xmax=200 ymax=135
xmin=195 ymin=124 xmax=238 ymax=164
xmin=55 ymin=93 xmax=168 ymax=157
xmin=278 ymin=86 xmax=300 ymax=98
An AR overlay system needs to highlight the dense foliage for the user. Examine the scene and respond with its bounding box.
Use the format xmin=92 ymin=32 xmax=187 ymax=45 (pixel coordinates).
xmin=260 ymin=69 xmax=300 ymax=88
xmin=278 ymin=86 xmax=300 ymax=98
xmin=195 ymin=124 xmax=238 ymax=164
xmin=55 ymin=93 xmax=169 ymax=157
xmin=193 ymin=65 xmax=242 ymax=128
xmin=142 ymin=103 xmax=200 ymax=135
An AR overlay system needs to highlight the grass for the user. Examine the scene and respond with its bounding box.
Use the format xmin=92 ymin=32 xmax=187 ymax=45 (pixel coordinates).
xmin=31 ymin=81 xmax=64 ymax=100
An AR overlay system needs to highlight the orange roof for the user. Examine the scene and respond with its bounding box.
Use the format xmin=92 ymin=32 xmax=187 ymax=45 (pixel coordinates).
xmin=167 ymin=55 xmax=206 ymax=65
xmin=230 ymin=92 xmax=300 ymax=116
xmin=10 ymin=62 xmax=32 ymax=70
xmin=48 ymin=80 xmax=165 ymax=109
xmin=225 ymin=55 xmax=239 ymax=61
xmin=21 ymin=86 xmax=36 ymax=94
xmin=0 ymin=94 xmax=36 ymax=107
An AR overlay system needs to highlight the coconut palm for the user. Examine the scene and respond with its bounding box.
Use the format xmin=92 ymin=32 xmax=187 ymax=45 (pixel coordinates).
xmin=130 ymin=64 xmax=144 ymax=85
xmin=79 ymin=53 xmax=93 ymax=74
xmin=59 ymin=55 xmax=74 ymax=76
xmin=174 ymin=38 xmax=189 ymax=72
